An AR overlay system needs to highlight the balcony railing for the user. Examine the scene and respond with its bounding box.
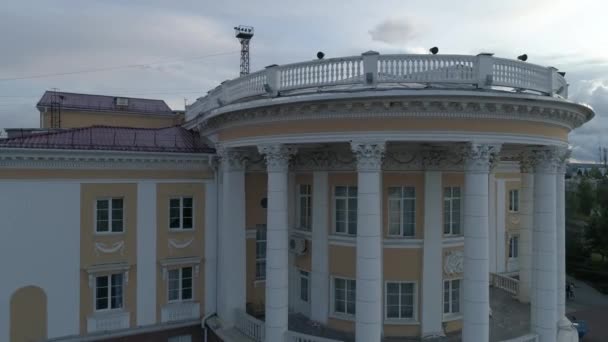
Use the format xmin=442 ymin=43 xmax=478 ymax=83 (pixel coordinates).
xmin=491 ymin=272 xmax=519 ymax=296
xmin=285 ymin=331 xmax=344 ymax=342
xmin=235 ymin=310 xmax=265 ymax=342
xmin=187 ymin=52 xmax=568 ymax=120
xmin=86 ymin=311 xmax=130 ymax=333
xmin=160 ymin=301 xmax=200 ymax=323
xmin=499 ymin=333 xmax=539 ymax=342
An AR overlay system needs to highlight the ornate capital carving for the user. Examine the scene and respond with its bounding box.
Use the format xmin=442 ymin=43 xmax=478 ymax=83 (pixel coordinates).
xmin=530 ymin=146 xmax=569 ymax=174
xmin=460 ymin=143 xmax=502 ymax=172
xmin=350 ymin=141 xmax=386 ymax=171
xmin=444 ymin=250 xmax=464 ymax=276
xmin=216 ymin=145 xmax=248 ymax=171
xmin=518 ymin=150 xmax=535 ymax=174
xmin=258 ymin=144 xmax=297 ymax=172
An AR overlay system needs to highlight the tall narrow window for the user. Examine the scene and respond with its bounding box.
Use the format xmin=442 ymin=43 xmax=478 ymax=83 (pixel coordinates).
xmin=335 ymin=186 xmax=357 ymax=235
xmin=169 ymin=197 xmax=193 ymax=230
xmin=96 ymin=198 xmax=124 ymax=233
xmin=95 ymin=273 xmax=123 ymax=311
xmin=385 ymin=282 xmax=416 ymax=320
xmin=255 ymin=225 xmax=267 ymax=280
xmin=333 ymin=277 xmax=356 ymax=316
xmin=509 ymin=189 xmax=519 ymax=212
xmin=443 ymin=187 xmax=461 ymax=235
xmin=443 ymin=279 xmax=461 ymax=316
xmin=297 ymin=184 xmax=312 ymax=231
xmin=509 ymin=235 xmax=519 ymax=258
xmin=388 ymin=187 xmax=416 ymax=237
xmin=168 ymin=267 xmax=193 ymax=302
xmin=299 ymin=270 xmax=310 ymax=302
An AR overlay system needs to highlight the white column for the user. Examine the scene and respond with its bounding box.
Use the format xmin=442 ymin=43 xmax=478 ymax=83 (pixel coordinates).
xmin=259 ymin=144 xmax=297 ymax=342
xmin=217 ymin=148 xmax=247 ymax=326
xmin=311 ymin=171 xmax=329 ymax=323
xmin=531 ymin=148 xmax=559 ymax=342
xmin=461 ymin=143 xmax=500 ymax=342
xmin=495 ymin=179 xmax=507 ymax=273
xmin=488 ymin=174 xmax=497 ymax=274
xmin=351 ymin=141 xmax=385 ymax=342
xmin=421 ymin=170 xmax=444 ymax=337
xmin=556 ymin=152 xmax=569 ymax=320
xmin=518 ymin=156 xmax=534 ymax=304
xmin=136 ymin=181 xmax=157 ymax=326
xmin=204 ymin=177 xmax=219 ymax=315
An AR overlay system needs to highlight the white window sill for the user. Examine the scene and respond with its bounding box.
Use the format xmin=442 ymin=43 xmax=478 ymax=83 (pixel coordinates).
xmin=384 ymin=318 xmax=419 ymax=325
xmin=330 ymin=312 xmax=355 ymax=321
xmin=168 ymin=228 xmax=195 ymax=233
xmin=95 ymin=231 xmax=125 ymax=236
xmin=442 ymin=313 xmax=462 ymax=322
xmin=329 ymin=234 xmax=356 ymax=246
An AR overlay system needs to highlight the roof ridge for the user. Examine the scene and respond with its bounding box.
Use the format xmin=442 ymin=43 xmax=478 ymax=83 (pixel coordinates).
xmin=40 ymin=90 xmax=168 ymax=102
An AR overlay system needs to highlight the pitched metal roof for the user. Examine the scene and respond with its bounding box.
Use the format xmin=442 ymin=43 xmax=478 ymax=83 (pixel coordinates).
xmin=37 ymin=91 xmax=174 ymax=115
xmin=0 ymin=126 xmax=214 ymax=154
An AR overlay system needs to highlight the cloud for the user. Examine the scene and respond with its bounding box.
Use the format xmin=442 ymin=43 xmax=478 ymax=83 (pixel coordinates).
xmin=568 ymin=81 xmax=608 ymax=162
xmin=368 ymin=18 xmax=417 ymax=45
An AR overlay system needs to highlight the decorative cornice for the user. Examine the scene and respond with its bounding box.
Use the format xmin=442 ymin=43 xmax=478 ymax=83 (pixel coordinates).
xmin=257 ymin=144 xmax=297 ymax=172
xmin=292 ymin=150 xmax=355 ymax=171
xmin=198 ymin=97 xmax=591 ymax=135
xmin=0 ymin=148 xmax=212 ymax=171
xmin=460 ymin=143 xmax=502 ymax=172
xmin=351 ymin=141 xmax=386 ymax=171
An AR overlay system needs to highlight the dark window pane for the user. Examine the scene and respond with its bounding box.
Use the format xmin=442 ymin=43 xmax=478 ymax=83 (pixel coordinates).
xmin=170 ymin=199 xmax=180 ymax=208
xmin=112 ymin=198 xmax=123 ymax=210
xmin=97 ymin=200 xmax=108 ymax=210
xmin=183 ymin=207 xmax=193 ymax=218
xmin=335 ymin=186 xmax=346 ymax=196
xmin=182 ymin=288 xmax=192 ymax=300
xmin=170 ymin=218 xmax=181 ymax=228
xmin=183 ymin=197 xmax=193 ymax=208
xmin=182 ymin=217 xmax=193 ymax=229
xmin=112 ymin=219 xmax=123 ymax=232
xmin=96 ymin=298 xmax=108 ymax=310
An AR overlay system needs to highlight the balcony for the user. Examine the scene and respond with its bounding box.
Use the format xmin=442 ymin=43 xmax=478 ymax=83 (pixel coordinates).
xmin=86 ymin=310 xmax=130 ymax=333
xmin=161 ymin=301 xmax=200 ymax=323
xmin=186 ymin=52 xmax=568 ymax=121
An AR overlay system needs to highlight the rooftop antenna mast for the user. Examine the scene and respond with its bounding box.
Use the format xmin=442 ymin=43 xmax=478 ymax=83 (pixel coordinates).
xmin=234 ymin=25 xmax=254 ymax=76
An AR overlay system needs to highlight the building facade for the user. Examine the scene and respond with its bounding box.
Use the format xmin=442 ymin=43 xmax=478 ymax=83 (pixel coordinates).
xmin=0 ymin=52 xmax=593 ymax=342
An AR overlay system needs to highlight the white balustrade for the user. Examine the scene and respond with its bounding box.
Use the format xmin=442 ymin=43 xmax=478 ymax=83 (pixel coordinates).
xmin=86 ymin=311 xmax=130 ymax=333
xmin=186 ymin=53 xmax=568 ymax=120
xmin=499 ymin=333 xmax=540 ymax=342
xmin=160 ymin=301 xmax=200 ymax=323
xmin=491 ymin=272 xmax=520 ymax=296
xmin=235 ymin=310 xmax=265 ymax=342
xmin=285 ymin=331 xmax=344 ymax=342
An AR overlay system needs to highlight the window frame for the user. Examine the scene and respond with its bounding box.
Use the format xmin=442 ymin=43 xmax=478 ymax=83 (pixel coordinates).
xmin=255 ymin=225 xmax=267 ymax=281
xmin=387 ymin=186 xmax=417 ymax=238
xmin=333 ymin=186 xmax=358 ymax=236
xmin=508 ymin=234 xmax=519 ymax=259
xmin=94 ymin=273 xmax=124 ymax=312
xmin=169 ymin=196 xmax=194 ymax=231
xmin=95 ymin=197 xmax=124 ymax=234
xmin=443 ymin=278 xmax=462 ymax=319
xmin=508 ymin=189 xmax=520 ymax=213
xmin=299 ymin=269 xmax=310 ymax=303
xmin=331 ymin=276 xmax=356 ymax=319
xmin=167 ymin=266 xmax=194 ymax=303
xmin=296 ymin=184 xmax=312 ymax=231
xmin=384 ymin=281 xmax=418 ymax=322
xmin=443 ymin=187 xmax=462 ymax=236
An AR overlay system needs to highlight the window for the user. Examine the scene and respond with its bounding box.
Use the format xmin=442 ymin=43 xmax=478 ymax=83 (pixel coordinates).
xmin=509 ymin=189 xmax=519 ymax=212
xmin=443 ymin=279 xmax=461 ymax=316
xmin=335 ymin=186 xmax=357 ymax=235
xmin=299 ymin=270 xmax=309 ymax=302
xmin=509 ymin=235 xmax=519 ymax=258
xmin=96 ymin=198 xmax=124 ymax=233
xmin=168 ymin=267 xmax=193 ymax=302
xmin=168 ymin=336 xmax=192 ymax=342
xmin=388 ymin=187 xmax=416 ymax=237
xmin=169 ymin=197 xmax=193 ymax=230
xmin=333 ymin=277 xmax=356 ymax=316
xmin=255 ymin=225 xmax=267 ymax=280
xmin=385 ymin=282 xmax=416 ymax=320
xmin=297 ymin=184 xmax=312 ymax=231
xmin=95 ymin=273 xmax=123 ymax=311
xmin=443 ymin=187 xmax=461 ymax=235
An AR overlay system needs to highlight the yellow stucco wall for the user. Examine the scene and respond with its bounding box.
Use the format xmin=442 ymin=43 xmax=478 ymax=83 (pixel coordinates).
xmin=41 ymin=110 xmax=177 ymax=129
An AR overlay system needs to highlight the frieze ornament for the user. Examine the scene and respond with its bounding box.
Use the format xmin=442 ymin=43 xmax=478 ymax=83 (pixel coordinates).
xmin=460 ymin=143 xmax=502 ymax=172
xmin=293 ymin=150 xmax=355 ymax=171
xmin=350 ymin=141 xmax=386 ymax=171
xmin=258 ymin=144 xmax=297 ymax=172
xmin=444 ymin=250 xmax=464 ymax=276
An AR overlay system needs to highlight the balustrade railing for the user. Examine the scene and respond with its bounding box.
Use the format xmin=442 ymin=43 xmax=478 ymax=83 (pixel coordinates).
xmin=499 ymin=333 xmax=539 ymax=342
xmin=285 ymin=331 xmax=344 ymax=342
xmin=235 ymin=310 xmax=265 ymax=342
xmin=491 ymin=272 xmax=519 ymax=296
xmin=186 ymin=52 xmax=568 ymax=120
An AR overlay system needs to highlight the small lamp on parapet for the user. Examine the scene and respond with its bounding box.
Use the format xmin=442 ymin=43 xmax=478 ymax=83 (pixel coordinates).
xmin=429 ymin=47 xmax=439 ymax=55
xmin=317 ymin=51 xmax=325 ymax=60
xmin=517 ymin=54 xmax=528 ymax=62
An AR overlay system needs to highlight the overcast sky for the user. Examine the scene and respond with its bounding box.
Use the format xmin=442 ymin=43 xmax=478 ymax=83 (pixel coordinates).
xmin=1 ymin=0 xmax=607 ymax=161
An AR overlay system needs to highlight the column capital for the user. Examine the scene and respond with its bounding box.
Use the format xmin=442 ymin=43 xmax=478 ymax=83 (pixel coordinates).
xmin=459 ymin=143 xmax=501 ymax=172
xmin=258 ymin=144 xmax=297 ymax=172
xmin=529 ymin=146 xmax=569 ymax=174
xmin=350 ymin=141 xmax=386 ymax=172
xmin=518 ymin=150 xmax=535 ymax=174
xmin=216 ymin=145 xmax=248 ymax=171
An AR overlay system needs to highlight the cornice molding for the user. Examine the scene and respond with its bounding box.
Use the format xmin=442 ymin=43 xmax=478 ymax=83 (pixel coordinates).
xmin=0 ymin=148 xmax=212 ymax=171
xmin=198 ymin=97 xmax=591 ymax=135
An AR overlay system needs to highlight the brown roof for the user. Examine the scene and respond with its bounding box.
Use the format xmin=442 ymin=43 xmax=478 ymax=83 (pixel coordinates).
xmin=37 ymin=91 xmax=174 ymax=115
xmin=0 ymin=126 xmax=214 ymax=154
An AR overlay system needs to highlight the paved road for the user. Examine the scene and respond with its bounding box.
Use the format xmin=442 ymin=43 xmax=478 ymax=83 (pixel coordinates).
xmin=566 ymin=276 xmax=608 ymax=341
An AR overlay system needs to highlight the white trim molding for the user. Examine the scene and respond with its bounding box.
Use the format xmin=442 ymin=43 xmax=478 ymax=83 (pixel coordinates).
xmin=94 ymin=241 xmax=125 ymax=256
xmin=160 ymin=257 xmax=202 ymax=280
xmin=85 ymin=262 xmax=131 ymax=288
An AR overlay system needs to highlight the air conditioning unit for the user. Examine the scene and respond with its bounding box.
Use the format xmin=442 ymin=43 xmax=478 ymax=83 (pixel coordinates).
xmin=289 ymin=238 xmax=307 ymax=255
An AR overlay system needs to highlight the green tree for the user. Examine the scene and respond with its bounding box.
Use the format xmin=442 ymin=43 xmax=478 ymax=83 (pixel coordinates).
xmin=586 ymin=208 xmax=608 ymax=262
xmin=578 ymin=178 xmax=595 ymax=217
xmin=589 ymin=166 xmax=603 ymax=179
